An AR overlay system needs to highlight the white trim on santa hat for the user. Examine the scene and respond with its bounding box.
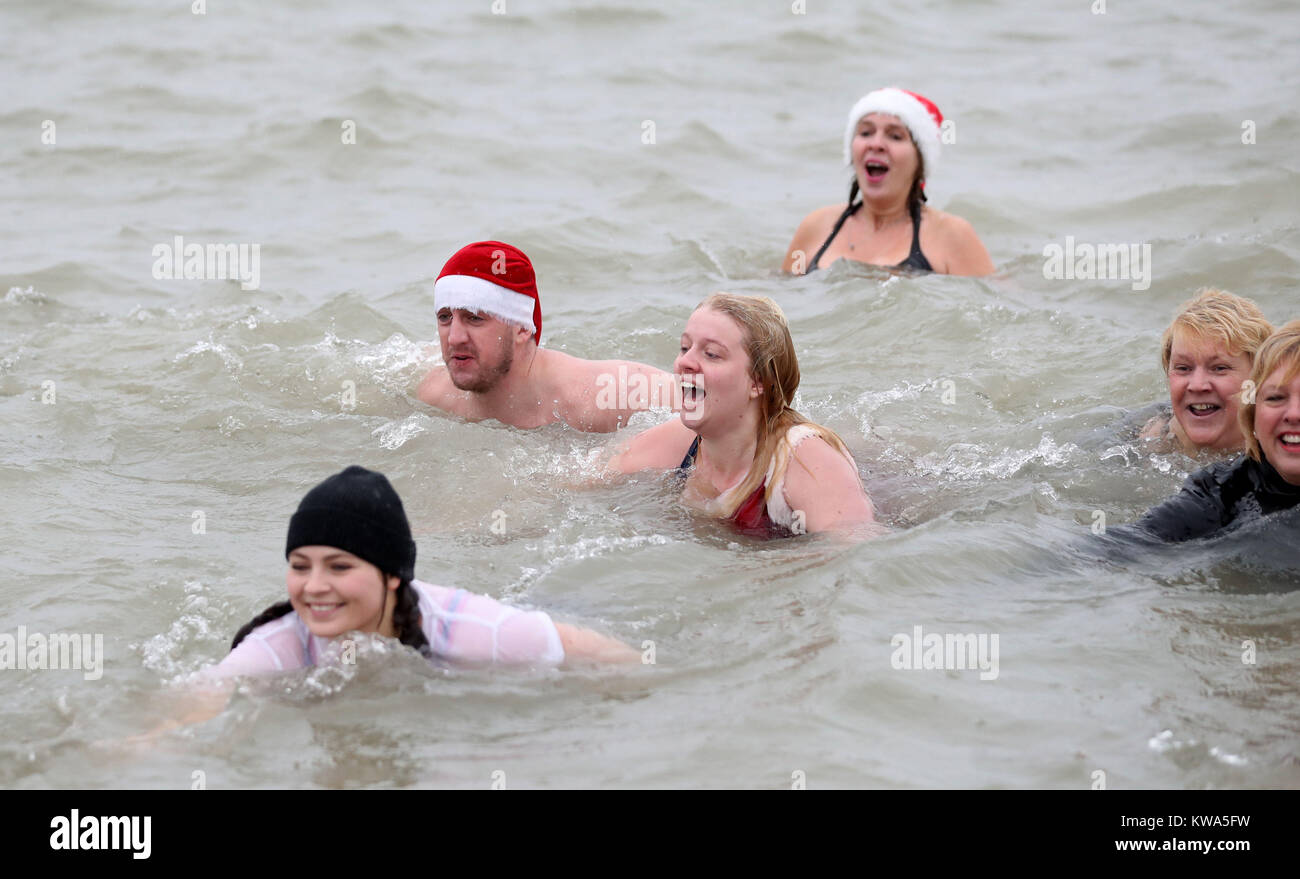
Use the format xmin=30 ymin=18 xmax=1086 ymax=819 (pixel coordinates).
xmin=843 ymin=88 xmax=941 ymax=175
xmin=433 ymin=274 xmax=536 ymax=336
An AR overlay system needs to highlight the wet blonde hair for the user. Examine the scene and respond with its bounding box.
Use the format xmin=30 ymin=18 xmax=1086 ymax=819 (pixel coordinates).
xmin=1238 ymin=319 xmax=1300 ymax=463
xmin=696 ymin=293 xmax=857 ymax=517
xmin=1160 ymin=288 xmax=1273 ymax=372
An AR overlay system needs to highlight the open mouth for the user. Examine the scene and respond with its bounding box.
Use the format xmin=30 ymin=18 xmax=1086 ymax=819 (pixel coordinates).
xmin=680 ymin=379 xmax=705 ymax=406
xmin=1187 ymin=402 xmax=1221 ymax=417
xmin=864 ymin=161 xmax=889 ymax=180
xmin=1279 ymin=432 xmax=1300 ymax=449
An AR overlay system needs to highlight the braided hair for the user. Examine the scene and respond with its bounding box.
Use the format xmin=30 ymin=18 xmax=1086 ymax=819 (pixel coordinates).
xmin=390 ymin=578 xmax=431 ymax=657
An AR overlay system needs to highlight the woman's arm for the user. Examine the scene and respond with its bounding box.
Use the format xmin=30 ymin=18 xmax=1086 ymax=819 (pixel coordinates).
xmin=781 ymin=438 xmax=877 ymax=535
xmin=555 ymin=623 xmax=642 ymax=664
xmin=1129 ymin=466 xmax=1229 ymax=542
xmin=116 ymin=615 xmax=301 ymax=742
xmin=102 ymin=680 xmax=235 ymax=748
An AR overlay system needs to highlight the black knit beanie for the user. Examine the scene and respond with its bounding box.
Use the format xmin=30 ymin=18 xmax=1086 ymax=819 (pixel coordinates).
xmin=285 ymin=466 xmax=416 ymax=581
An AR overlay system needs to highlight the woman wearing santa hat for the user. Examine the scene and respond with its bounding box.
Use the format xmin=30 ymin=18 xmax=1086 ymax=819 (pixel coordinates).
xmin=782 ymin=88 xmax=993 ymax=277
xmin=606 ymin=293 xmax=878 ymax=538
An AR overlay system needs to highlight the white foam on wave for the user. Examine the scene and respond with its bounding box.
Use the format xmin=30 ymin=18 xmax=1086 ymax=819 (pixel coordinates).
xmin=4 ymin=285 xmax=45 ymax=304
xmin=353 ymin=333 xmax=427 ymax=378
xmin=1147 ymin=729 xmax=1248 ymax=767
xmin=914 ymin=433 xmax=1079 ymax=481
xmin=506 ymin=533 xmax=675 ymax=596
xmin=372 ymin=413 xmax=430 ymax=450
xmin=173 ymin=337 xmax=243 ymax=373
xmin=135 ymin=580 xmax=226 ymax=680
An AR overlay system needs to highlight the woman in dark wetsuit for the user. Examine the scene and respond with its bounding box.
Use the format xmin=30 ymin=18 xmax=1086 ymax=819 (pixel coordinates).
xmin=606 ymin=293 xmax=877 ymax=538
xmin=1127 ymin=320 xmax=1300 ymax=542
xmin=783 ymin=88 xmax=993 ymax=277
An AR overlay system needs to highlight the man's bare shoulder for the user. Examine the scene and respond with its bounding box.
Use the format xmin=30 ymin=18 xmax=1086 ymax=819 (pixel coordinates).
xmin=415 ymin=367 xmax=477 ymax=417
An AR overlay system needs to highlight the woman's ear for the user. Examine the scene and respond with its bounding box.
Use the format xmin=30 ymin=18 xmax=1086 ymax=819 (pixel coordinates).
xmin=386 ymin=573 xmax=401 ymax=592
xmin=749 ymin=379 xmax=763 ymax=399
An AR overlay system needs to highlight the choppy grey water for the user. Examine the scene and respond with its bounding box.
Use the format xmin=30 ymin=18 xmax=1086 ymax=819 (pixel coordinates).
xmin=2 ymin=0 xmax=1298 ymax=789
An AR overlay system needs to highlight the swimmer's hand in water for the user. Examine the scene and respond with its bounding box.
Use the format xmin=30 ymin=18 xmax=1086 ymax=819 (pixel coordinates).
xmin=94 ymin=682 xmax=233 ymax=752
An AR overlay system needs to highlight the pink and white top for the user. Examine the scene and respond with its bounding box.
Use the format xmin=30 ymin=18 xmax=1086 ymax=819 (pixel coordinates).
xmin=203 ymin=580 xmax=564 ymax=679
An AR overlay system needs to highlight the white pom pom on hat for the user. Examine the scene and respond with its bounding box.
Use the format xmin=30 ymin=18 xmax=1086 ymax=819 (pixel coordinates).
xmin=843 ymin=88 xmax=944 ymax=175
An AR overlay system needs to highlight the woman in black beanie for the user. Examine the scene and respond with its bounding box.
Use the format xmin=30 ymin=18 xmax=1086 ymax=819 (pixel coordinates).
xmin=143 ymin=466 xmax=638 ymax=737
xmin=214 ymin=465 xmax=637 ymax=675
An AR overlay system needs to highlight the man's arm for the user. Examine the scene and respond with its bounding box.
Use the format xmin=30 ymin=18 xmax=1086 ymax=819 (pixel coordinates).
xmin=572 ymin=360 xmax=675 ymax=433
xmin=604 ymin=417 xmax=697 ymax=476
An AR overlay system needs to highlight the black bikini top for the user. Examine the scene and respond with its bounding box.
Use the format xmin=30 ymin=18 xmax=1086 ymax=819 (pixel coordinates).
xmin=804 ymin=199 xmax=934 ymax=274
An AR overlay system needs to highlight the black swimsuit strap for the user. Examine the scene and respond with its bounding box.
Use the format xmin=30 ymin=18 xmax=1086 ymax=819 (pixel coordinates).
xmin=678 ymin=436 xmax=701 ymax=472
xmin=897 ymin=200 xmax=935 ymax=273
xmin=908 ymin=200 xmax=923 ymax=254
xmin=807 ymin=201 xmax=861 ymax=273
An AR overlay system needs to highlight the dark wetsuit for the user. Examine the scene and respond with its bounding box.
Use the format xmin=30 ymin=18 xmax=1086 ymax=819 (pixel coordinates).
xmin=1131 ymin=454 xmax=1300 ymax=542
xmin=679 ymin=437 xmax=792 ymax=538
xmin=805 ymin=200 xmax=934 ymax=274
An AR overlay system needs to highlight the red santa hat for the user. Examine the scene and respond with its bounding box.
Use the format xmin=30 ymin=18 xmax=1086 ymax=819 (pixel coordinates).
xmin=843 ymin=88 xmax=944 ymax=174
xmin=433 ymin=241 xmax=542 ymax=344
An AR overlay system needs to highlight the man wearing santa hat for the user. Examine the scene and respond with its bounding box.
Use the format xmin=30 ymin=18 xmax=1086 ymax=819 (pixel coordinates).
xmin=416 ymin=240 xmax=672 ymax=432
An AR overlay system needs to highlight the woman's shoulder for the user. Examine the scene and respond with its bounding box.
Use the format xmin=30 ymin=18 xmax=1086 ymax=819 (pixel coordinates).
xmin=801 ymin=203 xmax=851 ymax=235
xmin=773 ymin=423 xmax=874 ymax=532
xmin=410 ymin=579 xmax=464 ymax=612
xmin=785 ymin=426 xmax=857 ymax=473
xmin=784 ymin=422 xmax=823 ymax=445
xmin=919 ymin=206 xmax=994 ymax=275
xmin=776 ymin=424 xmax=862 ymax=497
xmin=784 ymin=423 xmax=854 ymax=466
xmin=921 ymin=205 xmax=978 ymax=241
xmin=1138 ymin=411 xmax=1173 ymax=440
xmin=206 ymin=610 xmax=306 ymax=679
xmin=790 ymin=204 xmax=849 ymax=247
